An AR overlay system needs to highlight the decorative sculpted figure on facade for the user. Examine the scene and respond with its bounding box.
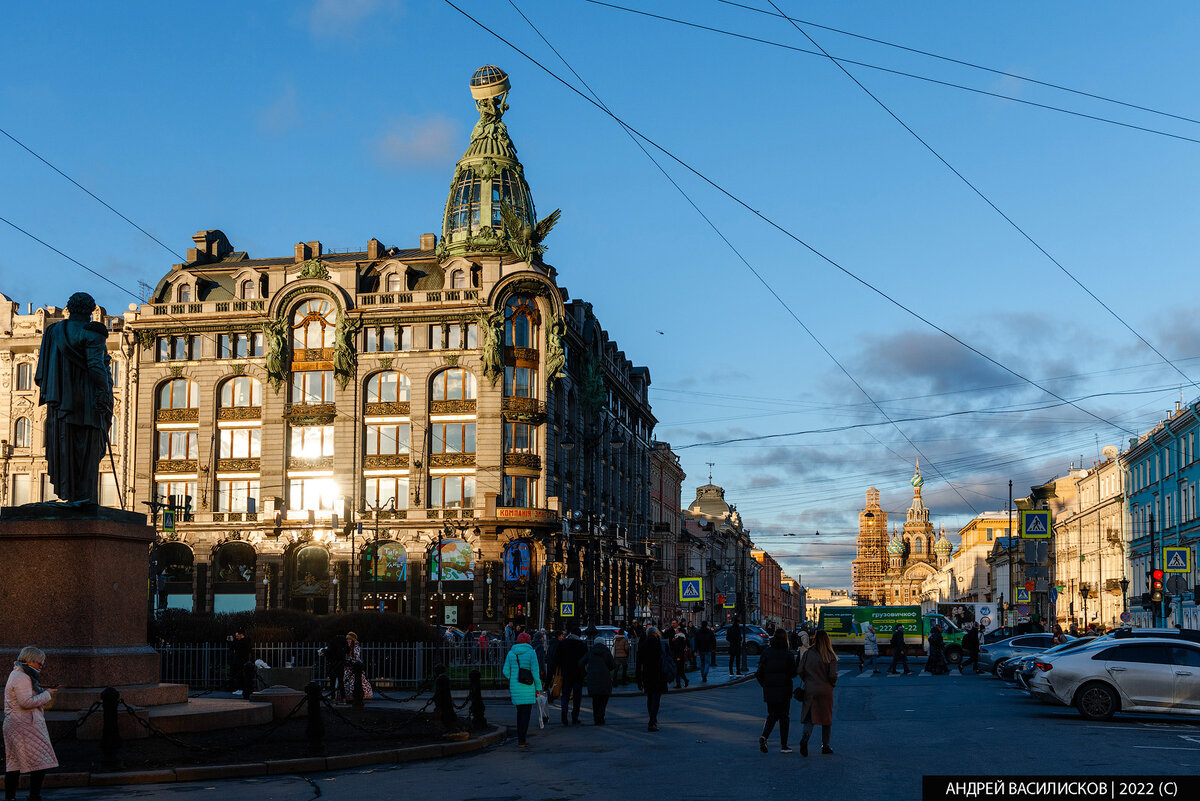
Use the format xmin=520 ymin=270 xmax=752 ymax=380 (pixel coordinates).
xmin=33 ymin=292 xmax=113 ymax=505
xmin=262 ymin=316 xmax=289 ymax=392
xmin=478 ymin=309 xmax=504 ymax=385
xmin=544 ymin=309 xmax=566 ymax=387
xmin=333 ymin=311 xmax=361 ymax=389
xmin=498 ymin=202 xmax=562 ymax=266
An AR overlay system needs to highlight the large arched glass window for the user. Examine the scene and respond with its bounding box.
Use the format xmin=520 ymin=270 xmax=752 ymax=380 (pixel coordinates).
xmin=431 ymin=368 xmax=477 ymax=401
xmin=290 ymin=299 xmax=336 ymax=350
xmin=446 ymin=171 xmax=481 ymax=233
xmin=220 ymin=376 xmax=262 ymax=408
xmin=158 ymin=379 xmax=199 ymax=409
xmin=14 ymin=417 xmax=31 ymax=448
xmin=366 ymin=371 xmax=411 ymax=403
xmin=504 ymin=296 xmax=540 ymax=348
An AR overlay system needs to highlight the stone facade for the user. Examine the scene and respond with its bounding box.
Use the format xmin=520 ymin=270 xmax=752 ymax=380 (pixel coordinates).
xmin=124 ymin=67 xmax=656 ymax=629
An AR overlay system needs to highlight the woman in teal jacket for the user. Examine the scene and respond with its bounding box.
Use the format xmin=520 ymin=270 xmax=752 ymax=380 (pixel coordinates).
xmin=501 ymin=632 xmax=544 ymax=747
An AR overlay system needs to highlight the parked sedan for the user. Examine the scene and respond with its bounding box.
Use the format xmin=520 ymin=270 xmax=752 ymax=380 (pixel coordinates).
xmin=1027 ymin=637 xmax=1200 ymax=720
xmin=1013 ymin=637 xmax=1097 ymax=689
xmin=977 ymin=633 xmax=1057 ymax=675
xmin=714 ymin=624 xmax=768 ymax=655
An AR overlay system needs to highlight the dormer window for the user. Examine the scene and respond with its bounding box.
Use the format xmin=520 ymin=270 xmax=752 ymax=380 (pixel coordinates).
xmin=386 ymin=273 xmax=401 ymax=292
xmin=240 ymin=279 xmax=256 ymax=300
xmin=450 ymin=270 xmax=466 ymax=289
xmin=178 ymin=284 xmax=192 ymax=303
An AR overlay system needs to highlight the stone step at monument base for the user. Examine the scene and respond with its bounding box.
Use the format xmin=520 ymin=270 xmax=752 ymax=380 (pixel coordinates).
xmin=47 ymin=698 xmax=273 ymax=741
xmin=55 ymin=683 xmax=189 ymax=711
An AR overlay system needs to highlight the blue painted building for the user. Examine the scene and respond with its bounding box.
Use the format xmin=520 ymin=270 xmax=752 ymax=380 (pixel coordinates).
xmin=1121 ymin=401 xmax=1200 ymax=629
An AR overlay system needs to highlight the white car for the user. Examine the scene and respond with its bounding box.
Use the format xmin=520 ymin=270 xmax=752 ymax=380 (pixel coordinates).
xmin=1027 ymin=636 xmax=1200 ymax=720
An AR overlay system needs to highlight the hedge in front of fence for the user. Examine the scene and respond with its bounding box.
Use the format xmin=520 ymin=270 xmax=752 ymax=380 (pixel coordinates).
xmin=151 ymin=609 xmax=436 ymax=644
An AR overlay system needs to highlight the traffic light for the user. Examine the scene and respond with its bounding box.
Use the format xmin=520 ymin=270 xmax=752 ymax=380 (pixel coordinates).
xmin=1150 ymin=569 xmax=1164 ymax=604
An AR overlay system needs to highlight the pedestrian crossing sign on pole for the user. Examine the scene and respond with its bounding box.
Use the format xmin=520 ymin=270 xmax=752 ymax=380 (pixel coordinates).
xmin=1021 ymin=509 xmax=1051 ymax=539
xmin=560 ymin=602 xmax=574 ymax=617
xmin=1015 ymin=588 xmax=1030 ymax=604
xmin=679 ymin=577 xmax=703 ymax=602
xmin=1163 ymin=547 xmax=1192 ymax=573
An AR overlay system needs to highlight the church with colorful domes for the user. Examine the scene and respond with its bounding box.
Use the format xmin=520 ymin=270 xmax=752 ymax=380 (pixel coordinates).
xmin=851 ymin=462 xmax=953 ymax=606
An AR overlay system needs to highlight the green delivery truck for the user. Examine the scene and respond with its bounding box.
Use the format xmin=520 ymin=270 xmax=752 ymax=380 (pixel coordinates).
xmin=817 ymin=606 xmax=968 ymax=664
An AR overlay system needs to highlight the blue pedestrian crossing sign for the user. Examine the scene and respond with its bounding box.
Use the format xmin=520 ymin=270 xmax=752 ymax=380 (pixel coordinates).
xmin=1015 ymin=588 xmax=1030 ymax=603
xmin=679 ymin=577 xmax=703 ymax=601
xmin=1021 ymin=509 xmax=1051 ymax=539
xmin=560 ymin=602 xmax=574 ymax=617
xmin=1163 ymin=547 xmax=1191 ymax=573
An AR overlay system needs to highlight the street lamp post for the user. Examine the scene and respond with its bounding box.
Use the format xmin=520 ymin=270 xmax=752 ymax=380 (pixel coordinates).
xmin=363 ymin=496 xmax=398 ymax=613
xmin=1080 ymin=585 xmax=1090 ymax=629
xmin=1120 ymin=576 xmax=1130 ymax=617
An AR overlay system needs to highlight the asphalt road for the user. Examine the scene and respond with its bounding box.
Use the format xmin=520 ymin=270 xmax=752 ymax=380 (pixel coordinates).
xmin=49 ymin=665 xmax=1200 ymax=801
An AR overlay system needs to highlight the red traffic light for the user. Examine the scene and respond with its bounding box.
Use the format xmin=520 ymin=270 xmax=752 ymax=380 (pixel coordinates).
xmin=1152 ymin=569 xmax=1165 ymax=581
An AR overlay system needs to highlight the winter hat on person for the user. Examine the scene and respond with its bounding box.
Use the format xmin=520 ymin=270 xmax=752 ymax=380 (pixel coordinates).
xmin=517 ymin=633 xmax=532 ymax=644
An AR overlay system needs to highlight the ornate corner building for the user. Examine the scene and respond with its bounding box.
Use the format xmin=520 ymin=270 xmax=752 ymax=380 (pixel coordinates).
xmin=852 ymin=463 xmax=950 ymax=606
xmin=126 ymin=67 xmax=656 ymax=628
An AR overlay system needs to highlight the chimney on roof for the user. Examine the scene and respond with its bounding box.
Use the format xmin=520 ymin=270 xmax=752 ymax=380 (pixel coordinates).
xmin=189 ymin=230 xmax=233 ymax=265
xmin=367 ymin=238 xmax=383 ymax=260
xmin=420 ymin=233 xmax=436 ymax=251
xmin=295 ymin=242 xmax=311 ymax=263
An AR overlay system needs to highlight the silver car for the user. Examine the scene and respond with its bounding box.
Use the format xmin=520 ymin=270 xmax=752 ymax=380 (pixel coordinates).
xmin=977 ymin=633 xmax=1057 ymax=675
xmin=1027 ymin=637 xmax=1200 ymax=720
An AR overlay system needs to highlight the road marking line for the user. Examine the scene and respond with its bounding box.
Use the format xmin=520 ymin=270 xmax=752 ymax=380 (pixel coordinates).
xmin=1132 ymin=745 xmax=1200 ymax=751
xmin=1077 ymin=725 xmax=1200 ymax=733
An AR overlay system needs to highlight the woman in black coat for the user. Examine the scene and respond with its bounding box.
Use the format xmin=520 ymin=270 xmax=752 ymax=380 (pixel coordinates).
xmin=635 ymin=626 xmax=668 ymax=732
xmin=756 ymin=631 xmax=797 ymax=753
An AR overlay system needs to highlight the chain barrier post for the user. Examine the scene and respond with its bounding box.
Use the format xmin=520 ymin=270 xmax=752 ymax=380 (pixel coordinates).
xmin=305 ymin=681 xmax=325 ymax=755
xmin=468 ymin=669 xmax=486 ymax=729
xmin=433 ymin=666 xmax=456 ymax=733
xmin=351 ymin=661 xmax=365 ymax=708
xmin=99 ymin=687 xmax=121 ymax=771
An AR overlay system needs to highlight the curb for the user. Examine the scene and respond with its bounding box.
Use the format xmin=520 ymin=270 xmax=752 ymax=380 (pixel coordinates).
xmin=18 ymin=725 xmax=506 ymax=790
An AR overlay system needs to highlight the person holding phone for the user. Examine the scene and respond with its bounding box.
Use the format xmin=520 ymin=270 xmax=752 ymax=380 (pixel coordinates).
xmin=5 ymin=647 xmax=59 ymax=801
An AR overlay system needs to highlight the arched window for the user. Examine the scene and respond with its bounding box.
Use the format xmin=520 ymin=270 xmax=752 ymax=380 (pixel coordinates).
xmin=364 ymin=541 xmax=408 ymax=581
xmin=14 ymin=417 xmax=31 ymax=448
xmin=240 ymin=279 xmax=256 ymax=300
xmin=386 ymin=273 xmax=401 ymax=292
xmin=178 ymin=283 xmax=192 ymax=303
xmin=450 ymin=270 xmax=466 ymax=289
xmin=504 ymin=296 xmax=540 ymax=348
xmin=431 ymin=368 xmax=477 ymax=401
xmin=215 ymin=541 xmax=257 ymax=582
xmin=158 ymin=379 xmax=199 ymax=409
xmin=446 ymin=171 xmax=481 ymax=233
xmin=429 ymin=538 xmax=474 ymax=581
xmin=219 ymin=376 xmax=262 ymax=408
xmin=914 ymin=539 xmax=923 ymax=554
xmin=366 ymin=371 xmax=411 ymax=403
xmin=290 ymin=299 xmax=336 ymax=350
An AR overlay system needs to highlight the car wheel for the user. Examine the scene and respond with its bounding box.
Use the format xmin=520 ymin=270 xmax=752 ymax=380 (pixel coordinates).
xmin=991 ymin=662 xmax=1001 ymax=677
xmin=746 ymin=642 xmax=762 ymax=656
xmin=1075 ymin=681 xmax=1119 ymax=721
xmin=945 ymin=647 xmax=962 ymax=665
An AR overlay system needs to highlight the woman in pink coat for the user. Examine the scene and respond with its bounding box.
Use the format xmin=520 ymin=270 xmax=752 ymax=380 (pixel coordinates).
xmin=4 ymin=646 xmax=59 ymax=801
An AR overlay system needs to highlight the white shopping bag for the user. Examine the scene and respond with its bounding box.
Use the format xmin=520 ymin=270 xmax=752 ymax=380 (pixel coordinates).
xmin=536 ymin=692 xmax=549 ymax=728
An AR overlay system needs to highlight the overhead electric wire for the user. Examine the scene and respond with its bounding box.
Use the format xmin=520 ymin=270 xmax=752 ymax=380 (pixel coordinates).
xmin=504 ymin=0 xmax=975 ymax=513
xmin=577 ymin=0 xmax=1200 ymax=148
xmin=717 ymin=0 xmax=1200 ymax=128
xmin=762 ymin=0 xmax=1200 ymax=397
xmin=443 ymin=0 xmax=1138 ymax=442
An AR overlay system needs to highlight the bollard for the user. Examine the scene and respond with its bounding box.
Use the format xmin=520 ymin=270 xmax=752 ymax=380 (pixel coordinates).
xmin=467 ymin=669 xmax=486 ymax=730
xmin=304 ymin=681 xmax=325 ymax=755
xmin=352 ymin=661 xmax=365 ymax=708
xmin=99 ymin=687 xmax=121 ymax=772
xmin=432 ymin=667 xmax=456 ymax=733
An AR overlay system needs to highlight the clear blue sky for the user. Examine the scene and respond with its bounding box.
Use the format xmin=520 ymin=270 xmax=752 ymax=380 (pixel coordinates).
xmin=5 ymin=1 xmax=1200 ymax=589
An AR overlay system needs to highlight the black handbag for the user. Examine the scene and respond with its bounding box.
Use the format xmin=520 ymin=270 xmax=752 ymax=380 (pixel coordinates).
xmin=792 ymin=683 xmax=806 ymax=703
xmin=517 ymin=653 xmax=534 ymax=685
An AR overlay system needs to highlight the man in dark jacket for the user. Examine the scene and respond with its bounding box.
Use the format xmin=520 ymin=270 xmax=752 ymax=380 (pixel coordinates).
xmin=888 ymin=624 xmax=914 ymax=675
xmin=554 ymin=627 xmax=588 ymax=725
xmin=926 ymin=625 xmax=949 ymax=675
xmin=635 ymin=626 xmax=669 ymax=731
xmin=325 ymin=631 xmax=347 ymax=700
xmin=228 ymin=629 xmax=254 ymax=697
xmin=959 ymin=624 xmax=981 ymax=674
xmin=756 ymin=631 xmax=797 ymax=752
xmin=727 ymin=622 xmax=743 ymax=676
xmin=694 ymin=622 xmax=716 ymax=683
xmin=669 ymin=631 xmax=691 ymax=688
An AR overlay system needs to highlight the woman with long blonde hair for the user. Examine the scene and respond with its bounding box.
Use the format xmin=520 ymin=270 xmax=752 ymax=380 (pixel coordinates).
xmin=796 ymin=629 xmax=838 ymax=756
